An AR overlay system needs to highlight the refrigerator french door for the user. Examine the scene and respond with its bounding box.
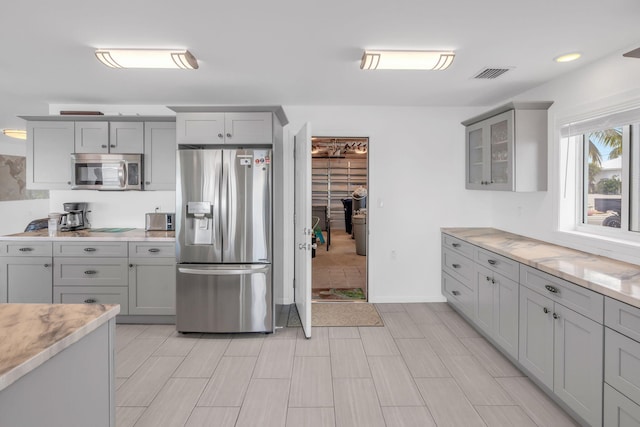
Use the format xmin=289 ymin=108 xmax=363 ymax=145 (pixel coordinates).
xmin=176 ymin=147 xmax=272 ymax=333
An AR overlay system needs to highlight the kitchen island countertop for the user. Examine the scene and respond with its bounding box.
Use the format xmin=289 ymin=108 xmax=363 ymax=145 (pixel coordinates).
xmin=442 ymin=227 xmax=640 ymax=309
xmin=0 ymin=303 xmax=119 ymax=391
xmin=1 ymin=228 xmax=175 ymax=241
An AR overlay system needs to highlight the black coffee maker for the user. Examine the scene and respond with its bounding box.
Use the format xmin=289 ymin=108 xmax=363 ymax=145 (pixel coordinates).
xmin=61 ymin=202 xmax=89 ymax=231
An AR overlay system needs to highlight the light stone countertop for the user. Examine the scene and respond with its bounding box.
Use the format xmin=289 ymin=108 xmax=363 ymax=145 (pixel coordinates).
xmin=1 ymin=228 xmax=175 ymax=241
xmin=0 ymin=304 xmax=119 ymax=391
xmin=442 ymin=227 xmax=640 ymax=309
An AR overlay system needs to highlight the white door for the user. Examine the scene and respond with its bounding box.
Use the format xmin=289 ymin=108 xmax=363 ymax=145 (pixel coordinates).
xmin=294 ymin=123 xmax=312 ymax=338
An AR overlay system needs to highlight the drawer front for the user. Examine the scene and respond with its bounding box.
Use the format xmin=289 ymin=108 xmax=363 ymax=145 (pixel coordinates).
xmin=604 ymin=383 xmax=640 ymax=427
xmin=474 ymin=247 xmax=519 ymax=281
xmin=54 ymin=258 xmax=128 ymax=287
xmin=606 ymin=297 xmax=640 ymax=343
xmin=129 ymin=242 xmax=175 ymax=258
xmin=520 ymin=264 xmax=603 ymax=323
xmin=441 ymin=233 xmax=474 ymax=259
xmin=54 ymin=286 xmax=128 ymax=314
xmin=442 ymin=271 xmax=475 ymax=320
xmin=1 ymin=241 xmax=52 ymax=257
xmin=442 ymin=248 xmax=474 ymax=285
xmin=53 ymin=241 xmax=128 ymax=257
xmin=606 ymin=327 xmax=640 ymax=405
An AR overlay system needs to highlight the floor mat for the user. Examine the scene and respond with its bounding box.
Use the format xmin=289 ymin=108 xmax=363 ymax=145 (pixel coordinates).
xmin=312 ymin=287 xmax=366 ymax=301
xmin=287 ymin=303 xmax=383 ymax=327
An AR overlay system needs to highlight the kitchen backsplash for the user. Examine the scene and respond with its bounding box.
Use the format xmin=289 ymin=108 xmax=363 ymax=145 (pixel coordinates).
xmin=48 ymin=190 xmax=175 ymax=228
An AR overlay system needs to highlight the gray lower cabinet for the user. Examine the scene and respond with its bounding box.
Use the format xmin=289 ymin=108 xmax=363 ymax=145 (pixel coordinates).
xmin=475 ymin=264 xmax=519 ymax=359
xmin=0 ymin=240 xmax=53 ymax=303
xmin=54 ymin=286 xmax=129 ymax=313
xmin=605 ymin=384 xmax=640 ymax=427
xmin=128 ymin=257 xmax=176 ymax=315
xmin=519 ymin=286 xmax=603 ymax=426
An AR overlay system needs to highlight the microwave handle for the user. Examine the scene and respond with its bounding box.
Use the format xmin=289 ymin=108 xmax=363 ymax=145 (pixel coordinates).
xmin=120 ymin=161 xmax=127 ymax=188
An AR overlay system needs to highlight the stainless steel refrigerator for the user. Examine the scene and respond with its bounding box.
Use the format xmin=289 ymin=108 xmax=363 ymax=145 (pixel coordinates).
xmin=176 ymin=147 xmax=272 ymax=333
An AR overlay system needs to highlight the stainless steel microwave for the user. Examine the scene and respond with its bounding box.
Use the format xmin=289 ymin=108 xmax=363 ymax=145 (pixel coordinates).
xmin=71 ymin=153 xmax=143 ymax=190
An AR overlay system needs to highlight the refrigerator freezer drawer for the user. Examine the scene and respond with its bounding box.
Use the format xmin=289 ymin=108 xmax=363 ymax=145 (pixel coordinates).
xmin=176 ymin=264 xmax=273 ymax=333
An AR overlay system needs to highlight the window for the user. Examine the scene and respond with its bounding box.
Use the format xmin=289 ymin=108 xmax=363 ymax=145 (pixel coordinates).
xmin=560 ymin=106 xmax=640 ymax=240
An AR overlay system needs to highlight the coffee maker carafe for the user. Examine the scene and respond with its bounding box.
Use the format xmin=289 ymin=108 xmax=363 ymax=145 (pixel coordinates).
xmin=61 ymin=202 xmax=89 ymax=231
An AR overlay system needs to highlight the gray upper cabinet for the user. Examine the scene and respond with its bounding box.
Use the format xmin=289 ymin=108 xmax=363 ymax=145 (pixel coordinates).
xmin=144 ymin=122 xmax=176 ymax=190
xmin=26 ymin=121 xmax=75 ymax=189
xmin=463 ymin=101 xmax=553 ymax=191
xmin=176 ymin=112 xmax=273 ymax=145
xmin=75 ymin=121 xmax=143 ymax=153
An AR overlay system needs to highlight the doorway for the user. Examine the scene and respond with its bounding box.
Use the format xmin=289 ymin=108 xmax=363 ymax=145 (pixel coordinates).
xmin=310 ymin=137 xmax=368 ymax=302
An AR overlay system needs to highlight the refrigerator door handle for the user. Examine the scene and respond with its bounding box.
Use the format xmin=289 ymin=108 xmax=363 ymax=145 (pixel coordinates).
xmin=179 ymin=265 xmax=270 ymax=276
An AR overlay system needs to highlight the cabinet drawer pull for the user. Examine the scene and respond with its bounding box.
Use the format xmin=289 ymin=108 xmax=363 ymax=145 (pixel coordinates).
xmin=487 ymin=259 xmax=497 ymax=266
xmin=451 ymin=290 xmax=460 ymax=296
xmin=543 ymin=307 xmax=549 ymax=314
xmin=545 ymin=285 xmax=559 ymax=294
xmin=110 ymin=144 xmax=116 ymax=148
xmin=451 ymin=243 xmax=461 ymax=248
xmin=84 ymin=298 xmax=97 ymax=304
xmin=101 ymin=144 xmax=107 ymax=149
xmin=84 ymin=247 xmax=97 ymax=252
xmin=553 ymin=312 xmax=560 ymax=320
xmin=84 ymin=270 xmax=97 ymax=275
xmin=148 ymin=248 xmax=161 ymax=253
xmin=451 ymin=263 xmax=460 ymax=269
xmin=18 ymin=247 xmax=33 ymax=252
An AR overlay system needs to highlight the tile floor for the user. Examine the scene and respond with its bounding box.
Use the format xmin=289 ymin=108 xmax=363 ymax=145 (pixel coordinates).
xmin=312 ymin=230 xmax=366 ymax=301
xmin=114 ymin=303 xmax=580 ymax=427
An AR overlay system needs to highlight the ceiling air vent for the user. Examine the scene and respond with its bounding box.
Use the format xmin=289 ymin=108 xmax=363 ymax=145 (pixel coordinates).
xmin=623 ymin=47 xmax=640 ymax=58
xmin=473 ymin=67 xmax=511 ymax=79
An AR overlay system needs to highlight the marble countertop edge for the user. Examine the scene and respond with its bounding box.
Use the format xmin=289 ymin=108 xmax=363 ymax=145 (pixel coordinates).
xmin=441 ymin=227 xmax=640 ymax=309
xmin=0 ymin=304 xmax=120 ymax=392
xmin=1 ymin=228 xmax=175 ymax=242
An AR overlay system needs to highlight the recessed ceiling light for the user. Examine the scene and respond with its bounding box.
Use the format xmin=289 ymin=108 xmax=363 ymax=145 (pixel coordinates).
xmin=95 ymin=49 xmax=198 ymax=69
xmin=2 ymin=129 xmax=26 ymax=140
xmin=554 ymin=52 xmax=581 ymax=63
xmin=360 ymin=50 xmax=455 ymax=70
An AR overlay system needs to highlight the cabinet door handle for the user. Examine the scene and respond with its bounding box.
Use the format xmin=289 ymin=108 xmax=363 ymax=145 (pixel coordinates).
xmin=553 ymin=312 xmax=560 ymax=320
xmin=44 ymin=263 xmax=50 ymax=268
xmin=486 ymin=276 xmax=491 ymax=281
xmin=148 ymin=248 xmax=160 ymax=253
xmin=110 ymin=144 xmax=116 ymax=148
xmin=218 ymin=133 xmax=224 ymax=138
xmin=84 ymin=247 xmax=97 ymax=252
xmin=129 ymin=264 xmax=134 ymax=268
xmin=84 ymin=298 xmax=97 ymax=304
xmin=452 ymin=263 xmax=460 ymax=269
xmin=487 ymin=259 xmax=497 ymax=266
xmin=543 ymin=307 xmax=549 ymax=314
xmin=18 ymin=247 xmax=33 ymax=252
xmin=545 ymin=285 xmax=558 ymax=294
xmin=226 ymin=133 xmax=232 ymax=138
xmin=491 ymin=278 xmax=496 ymax=284
xmin=451 ymin=290 xmax=460 ymax=296
xmin=451 ymin=243 xmax=461 ymax=248
xmin=101 ymin=144 xmax=107 ymax=148
xmin=84 ymin=270 xmax=97 ymax=275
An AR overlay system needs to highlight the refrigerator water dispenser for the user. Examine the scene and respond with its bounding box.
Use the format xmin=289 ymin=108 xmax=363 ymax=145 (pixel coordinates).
xmin=186 ymin=201 xmax=213 ymax=245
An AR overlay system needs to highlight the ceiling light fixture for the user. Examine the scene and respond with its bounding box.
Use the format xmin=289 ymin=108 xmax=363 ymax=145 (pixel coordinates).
xmin=95 ymin=49 xmax=199 ymax=69
xmin=2 ymin=129 xmax=26 ymax=140
xmin=360 ymin=50 xmax=455 ymax=70
xmin=554 ymin=52 xmax=581 ymax=63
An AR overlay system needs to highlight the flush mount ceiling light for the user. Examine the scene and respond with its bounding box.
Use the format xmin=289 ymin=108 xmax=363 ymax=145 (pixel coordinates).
xmin=554 ymin=52 xmax=581 ymax=63
xmin=95 ymin=49 xmax=199 ymax=69
xmin=2 ymin=129 xmax=26 ymax=140
xmin=360 ymin=50 xmax=455 ymax=70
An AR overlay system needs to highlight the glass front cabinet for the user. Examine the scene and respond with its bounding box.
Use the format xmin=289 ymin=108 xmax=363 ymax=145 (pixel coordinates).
xmin=464 ymin=102 xmax=552 ymax=192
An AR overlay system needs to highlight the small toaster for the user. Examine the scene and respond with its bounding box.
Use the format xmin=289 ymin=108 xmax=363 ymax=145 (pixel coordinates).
xmin=145 ymin=213 xmax=175 ymax=231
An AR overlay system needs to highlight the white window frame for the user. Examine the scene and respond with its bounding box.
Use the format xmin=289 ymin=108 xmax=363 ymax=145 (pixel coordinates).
xmin=556 ymin=100 xmax=640 ymax=248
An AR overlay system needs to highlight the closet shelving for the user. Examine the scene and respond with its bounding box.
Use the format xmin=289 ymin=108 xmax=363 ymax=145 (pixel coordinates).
xmin=311 ymin=138 xmax=368 ymax=231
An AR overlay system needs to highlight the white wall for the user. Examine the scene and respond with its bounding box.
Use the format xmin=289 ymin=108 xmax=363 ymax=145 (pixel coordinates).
xmin=283 ymin=106 xmax=494 ymax=303
xmin=490 ymin=48 xmax=640 ymax=264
